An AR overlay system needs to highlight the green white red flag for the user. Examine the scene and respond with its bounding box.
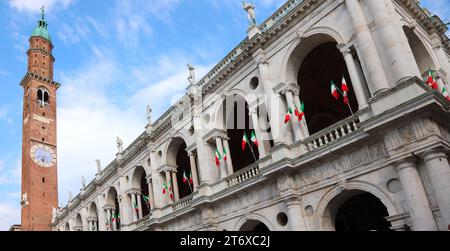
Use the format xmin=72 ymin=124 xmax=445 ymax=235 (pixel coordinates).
xmin=215 ymin=149 xmax=222 ymax=167
xmin=250 ymin=131 xmax=259 ymax=147
xmin=331 ymin=81 xmax=339 ymax=100
xmin=242 ymin=132 xmax=249 ymax=151
xmin=342 ymin=77 xmax=349 ymax=105
xmin=284 ymin=107 xmax=293 ymax=124
xmin=189 ymin=172 xmax=193 ymax=185
xmin=183 ymin=170 xmax=188 ymax=184
xmin=427 ymin=70 xmax=438 ymax=90
xmin=295 ymin=102 xmax=305 ymax=122
xmin=223 ymin=147 xmax=228 ymax=161
xmin=442 ymin=86 xmax=450 ymax=101
xmin=143 ymin=195 xmax=151 ymax=207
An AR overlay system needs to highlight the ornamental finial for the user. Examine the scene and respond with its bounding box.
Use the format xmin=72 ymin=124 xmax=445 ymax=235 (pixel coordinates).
xmin=40 ymin=5 xmax=45 ymax=20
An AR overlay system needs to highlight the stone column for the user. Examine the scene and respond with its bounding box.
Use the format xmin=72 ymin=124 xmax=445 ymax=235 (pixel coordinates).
xmin=171 ymin=170 xmax=180 ymax=201
xmin=131 ymin=194 xmax=138 ymax=222
xmin=365 ymin=0 xmax=419 ymax=83
xmin=165 ymin=170 xmax=172 ymax=204
xmin=293 ymin=94 xmax=310 ymax=139
xmin=189 ymin=152 xmax=200 ymax=191
xmin=421 ymin=149 xmax=450 ymax=229
xmin=221 ymin=138 xmax=234 ymax=176
xmin=147 ymin=178 xmax=155 ymax=210
xmin=249 ymin=108 xmax=267 ymax=157
xmin=395 ymin=158 xmax=437 ymax=231
xmin=285 ymin=196 xmax=307 ymax=231
xmin=340 ymin=47 xmax=369 ymax=110
xmin=285 ymin=90 xmax=303 ymax=141
xmin=106 ymin=209 xmax=111 ymax=231
xmin=431 ymin=34 xmax=450 ymax=80
xmin=215 ymin=136 xmax=228 ymax=179
xmin=136 ymin=193 xmax=143 ymax=219
xmin=345 ymin=0 xmax=390 ymax=95
xmin=112 ymin=209 xmax=118 ymax=231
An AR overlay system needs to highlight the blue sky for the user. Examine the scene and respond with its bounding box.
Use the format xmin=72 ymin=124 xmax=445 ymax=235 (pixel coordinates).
xmin=0 ymin=0 xmax=448 ymax=230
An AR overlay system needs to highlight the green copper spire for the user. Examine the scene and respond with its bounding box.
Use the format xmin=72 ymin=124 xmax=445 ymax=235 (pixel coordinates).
xmin=31 ymin=6 xmax=52 ymax=42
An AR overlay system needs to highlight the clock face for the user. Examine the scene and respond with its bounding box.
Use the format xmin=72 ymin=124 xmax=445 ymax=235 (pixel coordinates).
xmin=30 ymin=144 xmax=56 ymax=167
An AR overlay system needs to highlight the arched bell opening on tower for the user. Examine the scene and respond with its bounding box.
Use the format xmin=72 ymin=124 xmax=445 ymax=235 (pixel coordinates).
xmin=37 ymin=87 xmax=50 ymax=106
xmin=220 ymin=94 xmax=260 ymax=173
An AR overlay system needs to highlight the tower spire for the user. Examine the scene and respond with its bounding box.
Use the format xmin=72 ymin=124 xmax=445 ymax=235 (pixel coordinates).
xmin=40 ymin=5 xmax=45 ymax=20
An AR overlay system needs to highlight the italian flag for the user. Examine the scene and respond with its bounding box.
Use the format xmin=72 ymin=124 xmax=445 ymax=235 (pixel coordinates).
xmin=117 ymin=213 xmax=121 ymax=224
xmin=250 ymin=131 xmax=259 ymax=147
xmin=427 ymin=70 xmax=438 ymax=90
xmin=242 ymin=132 xmax=249 ymax=151
xmin=133 ymin=201 xmax=139 ymax=213
xmin=443 ymin=86 xmax=450 ymax=101
xmin=183 ymin=170 xmax=188 ymax=184
xmin=284 ymin=107 xmax=293 ymax=124
xmin=342 ymin=77 xmax=349 ymax=105
xmin=143 ymin=195 xmax=151 ymax=207
xmin=189 ymin=172 xmax=193 ymax=185
xmin=215 ymin=149 xmax=222 ymax=167
xmin=295 ymin=102 xmax=305 ymax=122
xmin=331 ymin=81 xmax=339 ymax=100
xmin=223 ymin=147 xmax=228 ymax=161
xmin=163 ymin=180 xmax=174 ymax=200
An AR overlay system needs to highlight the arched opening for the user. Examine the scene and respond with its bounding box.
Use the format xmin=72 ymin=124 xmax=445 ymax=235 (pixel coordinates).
xmin=88 ymin=203 xmax=99 ymax=231
xmin=403 ymin=26 xmax=435 ymax=79
xmin=37 ymin=87 xmax=49 ymax=105
xmin=324 ymin=190 xmax=392 ymax=231
xmin=221 ymin=94 xmax=260 ymax=173
xmin=297 ymin=41 xmax=358 ymax=134
xmin=239 ymin=220 xmax=271 ymax=231
xmin=106 ymin=187 xmax=121 ymax=231
xmin=131 ymin=166 xmax=150 ymax=218
xmin=74 ymin=214 xmax=83 ymax=231
xmin=166 ymin=137 xmax=193 ymax=200
xmin=65 ymin=222 xmax=70 ymax=231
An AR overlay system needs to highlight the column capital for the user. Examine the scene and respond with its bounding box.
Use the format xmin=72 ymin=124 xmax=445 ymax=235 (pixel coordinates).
xmin=420 ymin=148 xmax=449 ymax=162
xmin=393 ymin=156 xmax=418 ymax=172
xmin=284 ymin=194 xmax=302 ymax=207
xmin=252 ymin=48 xmax=269 ymax=66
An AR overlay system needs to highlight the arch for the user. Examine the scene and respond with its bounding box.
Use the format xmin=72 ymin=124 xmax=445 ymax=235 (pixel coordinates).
xmin=282 ymin=26 xmax=345 ymax=84
xmin=217 ymin=94 xmax=260 ymax=173
xmin=37 ymin=86 xmax=49 ymax=105
xmin=403 ymin=25 xmax=437 ymax=78
xmin=88 ymin=202 xmax=98 ymax=218
xmin=105 ymin=186 xmax=121 ymax=230
xmin=74 ymin=214 xmax=83 ymax=231
xmin=234 ymin=214 xmax=274 ymax=231
xmin=314 ymin=181 xmax=399 ymax=231
xmin=284 ymin=32 xmax=359 ymax=134
xmin=64 ymin=222 xmax=70 ymax=231
xmin=165 ymin=137 xmax=193 ymax=200
xmin=131 ymin=165 xmax=151 ymax=218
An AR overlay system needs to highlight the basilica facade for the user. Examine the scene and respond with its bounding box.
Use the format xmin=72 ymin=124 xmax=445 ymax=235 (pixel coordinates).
xmin=50 ymin=0 xmax=450 ymax=231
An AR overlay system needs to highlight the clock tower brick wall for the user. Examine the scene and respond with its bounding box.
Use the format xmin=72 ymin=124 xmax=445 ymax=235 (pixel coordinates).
xmin=21 ymin=14 xmax=59 ymax=231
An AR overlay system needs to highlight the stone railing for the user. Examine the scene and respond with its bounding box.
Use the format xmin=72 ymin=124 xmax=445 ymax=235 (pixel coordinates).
xmin=172 ymin=194 xmax=194 ymax=211
xmin=305 ymin=116 xmax=360 ymax=152
xmin=226 ymin=163 xmax=261 ymax=187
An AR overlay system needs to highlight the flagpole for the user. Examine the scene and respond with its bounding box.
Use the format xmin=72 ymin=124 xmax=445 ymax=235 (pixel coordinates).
xmin=247 ymin=132 xmax=258 ymax=162
xmin=336 ymin=81 xmax=354 ymax=116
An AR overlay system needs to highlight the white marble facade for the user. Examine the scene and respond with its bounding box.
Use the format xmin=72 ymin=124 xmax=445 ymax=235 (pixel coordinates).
xmin=53 ymin=0 xmax=450 ymax=231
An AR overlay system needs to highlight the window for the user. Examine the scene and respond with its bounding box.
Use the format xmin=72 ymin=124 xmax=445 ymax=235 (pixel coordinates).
xmin=37 ymin=87 xmax=50 ymax=106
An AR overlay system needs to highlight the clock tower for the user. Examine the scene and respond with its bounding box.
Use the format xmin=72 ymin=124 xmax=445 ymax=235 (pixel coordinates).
xmin=21 ymin=8 xmax=60 ymax=231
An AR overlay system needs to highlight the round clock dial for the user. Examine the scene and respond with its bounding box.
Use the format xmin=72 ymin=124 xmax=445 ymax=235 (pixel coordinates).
xmin=30 ymin=144 xmax=56 ymax=167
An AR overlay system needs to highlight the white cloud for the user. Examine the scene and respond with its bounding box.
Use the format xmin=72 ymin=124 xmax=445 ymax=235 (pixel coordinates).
xmin=0 ymin=202 xmax=20 ymax=231
xmin=9 ymin=0 xmax=74 ymax=13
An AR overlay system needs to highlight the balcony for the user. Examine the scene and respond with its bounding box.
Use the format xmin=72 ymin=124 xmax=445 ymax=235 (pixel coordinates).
xmin=172 ymin=194 xmax=194 ymax=211
xmin=226 ymin=161 xmax=261 ymax=188
xmin=304 ymin=115 xmax=360 ymax=153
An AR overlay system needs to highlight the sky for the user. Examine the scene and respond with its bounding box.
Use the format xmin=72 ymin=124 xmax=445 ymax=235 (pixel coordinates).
xmin=0 ymin=0 xmax=448 ymax=230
